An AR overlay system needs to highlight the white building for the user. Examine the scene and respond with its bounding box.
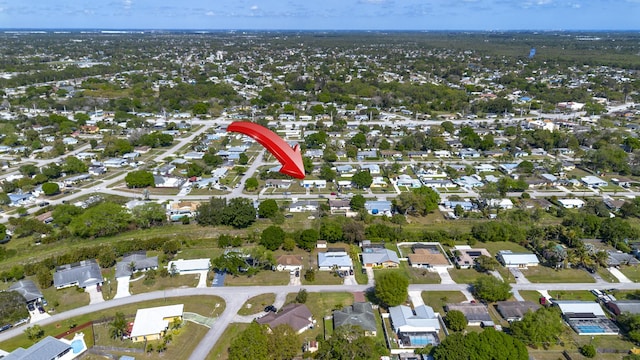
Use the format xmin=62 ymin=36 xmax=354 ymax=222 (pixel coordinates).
xmin=130 ymin=304 xmax=184 ymax=342
xmin=167 ymin=259 xmax=211 ymax=274
xmin=497 ymin=250 xmax=539 ymax=268
xmin=558 ymin=198 xmax=585 ymax=209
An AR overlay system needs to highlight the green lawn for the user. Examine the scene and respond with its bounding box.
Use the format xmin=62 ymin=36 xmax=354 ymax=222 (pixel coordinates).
xmin=597 ymin=267 xmax=620 ymax=283
xmin=448 ymin=268 xmax=486 ymax=284
xmin=518 ymin=290 xmax=545 ymax=304
xmin=302 ymin=270 xmax=343 ymax=285
xmin=374 ymin=262 xmax=440 ymax=285
xmin=284 ymin=292 xmax=354 ymax=341
xmin=225 ymin=271 xmax=290 ymax=286
xmin=619 ymin=265 xmax=640 ymax=282
xmin=548 ymin=290 xmax=597 ymax=301
xmin=129 ymin=273 xmax=200 ymax=295
xmin=206 ymin=323 xmax=249 ymax=360
xmin=41 ymin=286 xmax=90 ymax=313
xmin=0 ymin=295 xmax=225 ymax=352
xmin=238 ymin=293 xmax=276 ymax=316
xmin=521 ymin=266 xmax=595 ymax=283
xmin=421 ymin=291 xmax=468 ymax=314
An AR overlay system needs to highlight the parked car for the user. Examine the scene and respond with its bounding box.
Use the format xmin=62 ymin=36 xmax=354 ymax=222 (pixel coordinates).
xmin=27 ymin=303 xmax=35 ymax=312
xmin=38 ymin=307 xmax=45 ymax=314
xmin=264 ymin=305 xmax=277 ymax=313
xmin=295 ymin=270 xmax=300 ymax=277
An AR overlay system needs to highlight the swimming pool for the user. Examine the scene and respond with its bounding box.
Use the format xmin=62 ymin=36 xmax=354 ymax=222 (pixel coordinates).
xmin=576 ymin=325 xmax=605 ymax=334
xmin=71 ymin=339 xmax=84 ymax=354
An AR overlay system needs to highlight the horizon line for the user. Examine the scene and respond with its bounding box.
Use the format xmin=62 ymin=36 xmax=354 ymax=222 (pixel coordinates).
xmin=1 ymin=28 xmax=639 ymax=32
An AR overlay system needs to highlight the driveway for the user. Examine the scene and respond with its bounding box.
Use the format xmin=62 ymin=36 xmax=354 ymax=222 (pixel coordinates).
xmin=408 ymin=291 xmax=425 ymax=307
xmin=366 ymin=267 xmax=375 ymax=286
xmin=436 ymin=268 xmax=455 ymax=284
xmin=85 ymin=285 xmax=104 ymax=305
xmin=212 ymin=271 xmax=226 ymax=287
xmin=196 ymin=270 xmax=208 ymax=288
xmin=608 ymin=267 xmax=633 ymax=283
xmin=114 ymin=276 xmax=131 ymax=299
xmin=343 ymin=275 xmax=358 ymax=285
xmin=288 ymin=272 xmax=301 ymax=286
xmin=509 ymin=267 xmax=531 ymax=284
xmin=28 ymin=308 xmax=50 ymax=323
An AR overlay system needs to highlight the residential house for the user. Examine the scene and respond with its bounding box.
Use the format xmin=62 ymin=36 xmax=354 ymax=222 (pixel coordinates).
xmin=397 ymin=175 xmax=422 ymax=188
xmin=167 ymin=259 xmax=210 ymax=274
xmin=497 ymin=250 xmax=539 ymax=268
xmin=8 ymin=280 xmax=44 ymax=305
xmin=256 ymin=303 xmax=314 ymax=334
xmin=499 ymin=163 xmax=520 ymax=174
xmin=452 ymin=246 xmax=492 ymax=269
xmin=554 ymin=301 xmax=619 ymax=335
xmin=496 ymin=301 xmax=540 ymax=322
xmin=53 ymin=259 xmax=103 ymax=289
xmin=103 ymin=158 xmax=128 ymax=168
xmin=606 ymin=301 xmax=640 ymax=316
xmin=389 ymin=305 xmax=441 ymax=347
xmin=300 ymin=180 xmax=327 ymax=189
xmin=1 ymin=336 xmax=77 ymax=360
xmin=335 ymin=165 xmax=354 ymax=175
xmin=607 ymin=251 xmax=640 ymax=266
xmin=445 ymin=303 xmax=493 ymax=327
xmin=558 ymin=199 xmax=585 ymax=209
xmin=475 ymin=164 xmax=496 ymax=173
xmin=407 ymin=243 xmax=453 ymax=269
xmin=266 ymin=179 xmax=292 ymax=189
xmin=276 ymin=255 xmax=304 ymax=272
xmin=155 ymin=164 xmax=176 ymax=175
xmin=357 ymin=150 xmax=378 ymax=160
xmin=459 ymin=149 xmax=481 ymax=158
xmin=487 ymin=198 xmax=514 ymax=210
xmin=434 ymin=150 xmax=451 ymax=158
xmin=333 ymin=302 xmax=377 ymax=336
xmin=361 ymin=248 xmax=400 ymax=268
xmin=289 ymin=200 xmax=319 ymax=213
xmin=130 ymin=304 xmax=184 ymax=342
xmin=364 ymin=200 xmax=392 ymax=216
xmin=455 ymin=176 xmax=484 ymax=188
xmin=317 ymin=249 xmax=353 ymax=271
xmin=581 ymin=176 xmax=608 ymax=188
xmin=153 ymin=175 xmax=185 ymax=188
xmin=360 ymin=164 xmax=381 ymax=174
xmin=183 ymin=152 xmax=205 ymax=160
xmin=443 ymin=201 xmax=475 ymax=211
xmin=115 ymin=252 xmax=159 ymax=278
xmin=329 ymin=199 xmax=351 ymax=214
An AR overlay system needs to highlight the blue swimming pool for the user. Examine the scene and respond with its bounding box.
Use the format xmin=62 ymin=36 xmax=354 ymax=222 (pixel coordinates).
xmin=409 ymin=336 xmax=431 ymax=346
xmin=576 ymin=325 xmax=605 ymax=334
xmin=71 ymin=339 xmax=84 ymax=354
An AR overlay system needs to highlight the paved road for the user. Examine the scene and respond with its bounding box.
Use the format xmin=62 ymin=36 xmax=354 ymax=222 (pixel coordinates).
xmin=2 ymin=281 xmax=640 ymax=358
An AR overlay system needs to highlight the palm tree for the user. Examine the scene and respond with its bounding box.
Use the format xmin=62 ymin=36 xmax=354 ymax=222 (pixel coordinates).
xmin=593 ymin=250 xmax=610 ymax=269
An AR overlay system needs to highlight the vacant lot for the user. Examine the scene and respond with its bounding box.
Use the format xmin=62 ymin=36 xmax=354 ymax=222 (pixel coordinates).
xmin=225 ymin=271 xmax=289 ymax=286
xmin=238 ymin=293 xmax=276 ymax=316
xmin=521 ymin=266 xmax=595 ymax=283
xmin=421 ymin=291 xmax=468 ymax=314
xmin=129 ymin=273 xmax=200 ymax=295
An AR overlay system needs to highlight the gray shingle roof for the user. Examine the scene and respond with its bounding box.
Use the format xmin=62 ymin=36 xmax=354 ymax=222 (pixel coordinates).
xmin=3 ymin=336 xmax=70 ymax=360
xmin=115 ymin=253 xmax=159 ymax=278
xmin=333 ymin=302 xmax=377 ymax=332
xmin=8 ymin=280 xmax=43 ymax=303
xmin=53 ymin=259 xmax=103 ymax=288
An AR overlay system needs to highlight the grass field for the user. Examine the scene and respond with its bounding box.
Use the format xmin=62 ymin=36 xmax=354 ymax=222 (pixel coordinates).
xmin=421 ymin=291 xmax=468 ymax=314
xmin=521 ymin=266 xmax=595 ymax=283
xmin=301 ymin=270 xmax=343 ymax=285
xmin=519 ymin=290 xmax=545 ymax=304
xmin=597 ymin=267 xmax=620 ymax=283
xmin=238 ymin=293 xmax=276 ymax=316
xmin=284 ymin=292 xmax=354 ymax=341
xmin=41 ymin=286 xmax=90 ymax=313
xmin=225 ymin=271 xmax=289 ymax=286
xmin=129 ymin=273 xmax=200 ymax=294
xmin=548 ymin=290 xmax=597 ymax=301
xmin=619 ymin=265 xmax=640 ymax=282
xmin=448 ymin=268 xmax=486 ymax=284
xmin=0 ymin=295 xmax=225 ymax=352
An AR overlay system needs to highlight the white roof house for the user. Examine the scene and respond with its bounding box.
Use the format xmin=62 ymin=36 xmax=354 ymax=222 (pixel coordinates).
xmin=130 ymin=304 xmax=184 ymax=342
xmin=558 ymin=198 xmax=585 ymax=209
xmin=581 ymin=176 xmax=608 ymax=188
xmin=167 ymin=259 xmax=211 ymax=273
xmin=389 ymin=305 xmax=441 ymax=333
xmin=497 ymin=250 xmax=539 ymax=268
xmin=487 ymin=198 xmax=514 ymax=210
xmin=318 ymin=251 xmax=353 ymax=271
xmin=555 ymin=301 xmax=606 ymax=317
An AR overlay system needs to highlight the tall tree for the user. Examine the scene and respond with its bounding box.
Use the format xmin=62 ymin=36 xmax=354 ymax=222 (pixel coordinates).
xmin=375 ymin=271 xmax=409 ymax=307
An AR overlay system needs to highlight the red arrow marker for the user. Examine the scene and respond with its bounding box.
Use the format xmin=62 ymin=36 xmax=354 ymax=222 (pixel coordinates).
xmin=227 ymin=121 xmax=306 ymax=179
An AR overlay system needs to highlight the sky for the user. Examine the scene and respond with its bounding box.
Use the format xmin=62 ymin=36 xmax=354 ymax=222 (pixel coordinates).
xmin=0 ymin=0 xmax=638 ymax=30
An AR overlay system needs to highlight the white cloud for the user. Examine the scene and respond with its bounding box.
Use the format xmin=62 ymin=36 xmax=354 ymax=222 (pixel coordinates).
xmin=205 ymin=11 xmax=215 ymax=16
xmin=123 ymin=0 xmax=132 ymax=9
xmin=250 ymin=5 xmax=259 ymax=10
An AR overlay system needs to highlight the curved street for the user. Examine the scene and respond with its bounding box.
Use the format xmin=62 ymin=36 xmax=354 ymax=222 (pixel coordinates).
xmin=2 ymin=281 xmax=640 ymax=359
